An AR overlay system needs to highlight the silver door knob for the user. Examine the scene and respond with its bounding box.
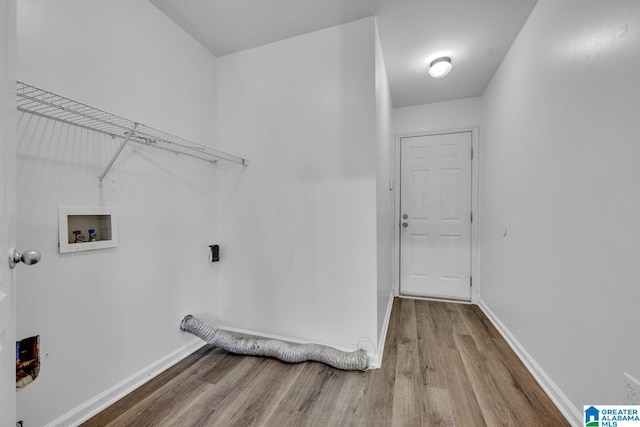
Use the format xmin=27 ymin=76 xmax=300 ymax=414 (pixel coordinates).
xmin=402 ymin=222 xmax=408 ymax=228
xmin=402 ymin=214 xmax=408 ymax=219
xmin=9 ymin=249 xmax=41 ymax=269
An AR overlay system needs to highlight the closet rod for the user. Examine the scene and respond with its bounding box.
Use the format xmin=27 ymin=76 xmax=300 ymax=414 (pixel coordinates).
xmin=16 ymin=81 xmax=248 ymax=179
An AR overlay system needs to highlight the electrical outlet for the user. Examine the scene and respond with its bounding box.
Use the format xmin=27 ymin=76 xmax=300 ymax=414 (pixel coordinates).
xmin=624 ymin=373 xmax=640 ymax=405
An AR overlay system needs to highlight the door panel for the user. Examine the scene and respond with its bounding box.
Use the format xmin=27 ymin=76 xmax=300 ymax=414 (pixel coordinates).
xmin=400 ymin=132 xmax=472 ymax=300
xmin=0 ymin=0 xmax=17 ymax=424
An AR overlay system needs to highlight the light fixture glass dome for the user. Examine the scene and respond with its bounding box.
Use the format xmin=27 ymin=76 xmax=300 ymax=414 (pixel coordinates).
xmin=429 ymin=57 xmax=452 ymax=78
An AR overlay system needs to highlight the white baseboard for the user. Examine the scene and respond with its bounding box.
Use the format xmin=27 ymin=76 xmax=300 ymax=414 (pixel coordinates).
xmin=47 ymin=304 xmax=394 ymax=426
xmin=42 ymin=300 xmax=582 ymax=426
xmin=368 ymin=291 xmax=394 ymax=369
xmin=46 ymin=338 xmax=205 ymax=427
xmin=477 ymin=299 xmax=581 ymax=427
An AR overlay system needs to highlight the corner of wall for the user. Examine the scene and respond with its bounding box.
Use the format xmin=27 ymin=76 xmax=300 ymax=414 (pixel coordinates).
xmin=374 ymin=17 xmax=395 ymax=347
xmin=369 ymin=291 xmax=395 ymax=369
xmin=477 ymin=299 xmax=581 ymax=426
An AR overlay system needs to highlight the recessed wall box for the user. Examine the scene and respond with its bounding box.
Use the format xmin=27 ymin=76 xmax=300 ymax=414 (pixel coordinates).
xmin=58 ymin=207 xmax=118 ymax=253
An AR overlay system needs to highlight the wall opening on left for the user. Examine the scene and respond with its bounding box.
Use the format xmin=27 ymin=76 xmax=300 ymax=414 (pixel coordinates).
xmin=16 ymin=335 xmax=40 ymax=389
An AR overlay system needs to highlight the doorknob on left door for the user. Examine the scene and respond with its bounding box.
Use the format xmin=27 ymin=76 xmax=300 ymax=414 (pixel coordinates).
xmin=9 ymin=248 xmax=41 ymax=269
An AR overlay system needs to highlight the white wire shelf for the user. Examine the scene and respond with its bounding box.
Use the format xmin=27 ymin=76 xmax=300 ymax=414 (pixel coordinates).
xmin=16 ymin=81 xmax=248 ymax=181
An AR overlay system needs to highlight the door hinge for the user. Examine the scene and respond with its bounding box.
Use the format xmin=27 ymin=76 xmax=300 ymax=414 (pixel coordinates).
xmin=471 ymin=148 xmax=474 ymax=159
xmin=470 ymin=277 xmax=473 ymax=287
xmin=470 ymin=211 xmax=473 ymax=223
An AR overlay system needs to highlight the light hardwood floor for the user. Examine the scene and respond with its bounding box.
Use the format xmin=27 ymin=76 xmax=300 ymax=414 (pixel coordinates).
xmin=83 ymin=298 xmax=569 ymax=426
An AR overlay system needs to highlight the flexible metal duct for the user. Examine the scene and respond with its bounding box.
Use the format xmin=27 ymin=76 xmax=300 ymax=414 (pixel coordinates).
xmin=180 ymin=315 xmax=369 ymax=371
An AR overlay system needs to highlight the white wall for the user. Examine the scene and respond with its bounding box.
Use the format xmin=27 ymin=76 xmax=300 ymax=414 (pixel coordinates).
xmin=216 ymin=18 xmax=379 ymax=353
xmin=16 ymin=1 xmax=219 ymax=424
xmin=481 ymin=0 xmax=640 ymax=422
xmin=393 ymin=97 xmax=481 ymax=135
xmin=374 ymin=22 xmax=394 ymax=347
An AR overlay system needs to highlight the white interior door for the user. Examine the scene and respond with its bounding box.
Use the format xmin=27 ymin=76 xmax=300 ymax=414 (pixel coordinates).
xmin=400 ymin=132 xmax=472 ymax=300
xmin=0 ymin=0 xmax=17 ymax=425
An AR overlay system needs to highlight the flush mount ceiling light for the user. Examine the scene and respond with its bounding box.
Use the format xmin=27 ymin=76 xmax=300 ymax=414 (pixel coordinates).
xmin=428 ymin=56 xmax=452 ymax=78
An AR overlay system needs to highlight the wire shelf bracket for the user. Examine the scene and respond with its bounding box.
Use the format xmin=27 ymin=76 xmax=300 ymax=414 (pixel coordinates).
xmin=16 ymin=81 xmax=248 ymax=182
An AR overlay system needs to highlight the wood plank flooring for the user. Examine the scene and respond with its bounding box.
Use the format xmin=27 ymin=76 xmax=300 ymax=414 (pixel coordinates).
xmin=83 ymin=298 xmax=569 ymax=426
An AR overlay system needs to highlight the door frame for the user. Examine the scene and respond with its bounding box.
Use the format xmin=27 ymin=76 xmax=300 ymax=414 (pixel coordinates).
xmin=0 ymin=0 xmax=17 ymax=425
xmin=392 ymin=126 xmax=480 ymax=304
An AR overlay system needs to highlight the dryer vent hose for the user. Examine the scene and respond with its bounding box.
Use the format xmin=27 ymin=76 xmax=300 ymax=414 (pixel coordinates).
xmin=180 ymin=315 xmax=369 ymax=371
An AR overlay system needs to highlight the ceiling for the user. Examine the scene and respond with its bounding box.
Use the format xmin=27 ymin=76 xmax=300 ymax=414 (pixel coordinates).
xmin=149 ymin=0 xmax=538 ymax=108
